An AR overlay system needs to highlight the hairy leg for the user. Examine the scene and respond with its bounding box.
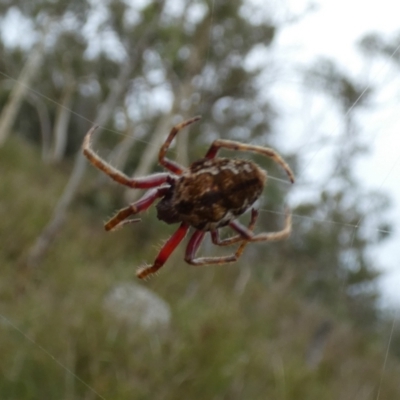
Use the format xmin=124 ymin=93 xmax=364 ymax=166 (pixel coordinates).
xmin=228 ymin=208 xmax=292 ymax=243
xmin=83 ymin=126 xmax=171 ymax=188
xmin=158 ymin=116 xmax=201 ymax=174
xmin=210 ymin=209 xmax=259 ymax=246
xmin=205 ymin=139 xmax=295 ymax=183
xmin=185 ymin=211 xmax=258 ymax=266
xmin=136 ymin=223 xmax=190 ymax=279
xmin=105 ymin=187 xmax=169 ymax=231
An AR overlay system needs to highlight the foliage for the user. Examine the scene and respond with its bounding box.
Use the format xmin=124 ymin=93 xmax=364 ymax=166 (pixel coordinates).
xmin=1 ymin=136 xmax=400 ymax=399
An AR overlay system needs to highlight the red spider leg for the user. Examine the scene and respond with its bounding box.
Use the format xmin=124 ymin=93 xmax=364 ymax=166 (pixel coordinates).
xmin=136 ymin=223 xmax=190 ymax=279
xmin=83 ymin=126 xmax=171 ymax=188
xmin=204 ymin=139 xmax=295 ymax=183
xmin=158 ymin=116 xmax=202 ymax=174
xmin=105 ymin=187 xmax=169 ymax=231
xmin=111 ymin=218 xmax=141 ymax=230
xmin=210 ymin=209 xmax=259 ymax=246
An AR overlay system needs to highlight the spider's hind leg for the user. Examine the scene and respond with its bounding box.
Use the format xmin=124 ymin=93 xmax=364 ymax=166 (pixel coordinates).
xmin=245 ymin=207 xmax=292 ymax=243
xmin=204 ymin=139 xmax=295 ymax=183
xmin=228 ymin=207 xmax=292 ymax=244
xmin=211 ymin=209 xmax=259 ymax=246
xmin=185 ymin=209 xmax=259 ymax=267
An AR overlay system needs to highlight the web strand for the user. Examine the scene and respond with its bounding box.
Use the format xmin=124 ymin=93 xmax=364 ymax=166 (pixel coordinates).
xmin=259 ymin=208 xmax=392 ymax=235
xmin=297 ymin=43 xmax=400 ymax=179
xmin=376 ymin=314 xmax=397 ymax=400
xmin=0 ymin=313 xmax=108 ymax=400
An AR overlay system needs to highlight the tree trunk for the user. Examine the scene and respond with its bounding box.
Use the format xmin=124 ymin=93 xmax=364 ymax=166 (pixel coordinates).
xmin=25 ymin=60 xmax=134 ymax=269
xmin=97 ymin=106 xmax=137 ymax=186
xmin=123 ymin=112 xmax=177 ymax=203
xmin=174 ymin=81 xmax=197 ymax=167
xmin=0 ymin=41 xmax=45 ymax=145
xmin=123 ymin=88 xmax=201 ymax=204
xmin=50 ymin=80 xmax=76 ymax=163
xmin=24 ymin=4 xmax=166 ymax=269
xmin=25 ymin=92 xmax=52 ymax=162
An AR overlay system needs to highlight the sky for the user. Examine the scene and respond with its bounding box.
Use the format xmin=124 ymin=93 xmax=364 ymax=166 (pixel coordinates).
xmin=267 ymin=0 xmax=400 ymax=306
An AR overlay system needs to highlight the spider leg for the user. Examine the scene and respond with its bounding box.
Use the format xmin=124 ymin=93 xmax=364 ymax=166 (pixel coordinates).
xmin=111 ymin=218 xmax=141 ymax=230
xmin=229 ymin=207 xmax=292 ymax=243
xmin=136 ymin=223 xmax=190 ymax=279
xmin=83 ymin=126 xmax=171 ymax=188
xmin=185 ymin=231 xmax=242 ymax=266
xmin=211 ymin=209 xmax=259 ymax=246
xmin=247 ymin=208 xmax=292 ymax=242
xmin=105 ymin=187 xmax=169 ymax=231
xmin=158 ymin=116 xmax=201 ymax=174
xmin=185 ymin=211 xmax=258 ymax=267
xmin=204 ymin=139 xmax=295 ymax=183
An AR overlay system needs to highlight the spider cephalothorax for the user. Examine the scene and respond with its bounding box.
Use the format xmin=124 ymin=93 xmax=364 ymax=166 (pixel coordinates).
xmin=83 ymin=116 xmax=295 ymax=279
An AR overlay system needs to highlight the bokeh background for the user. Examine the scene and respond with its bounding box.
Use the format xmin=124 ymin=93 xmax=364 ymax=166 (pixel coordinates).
xmin=1 ymin=0 xmax=400 ymax=399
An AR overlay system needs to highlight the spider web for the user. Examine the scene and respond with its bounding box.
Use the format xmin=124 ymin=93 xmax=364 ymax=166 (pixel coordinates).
xmin=1 ymin=1 xmax=400 ymax=399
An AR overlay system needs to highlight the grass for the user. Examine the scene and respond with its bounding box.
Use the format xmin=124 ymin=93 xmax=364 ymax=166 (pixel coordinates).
xmin=1 ymin=136 xmax=400 ymax=399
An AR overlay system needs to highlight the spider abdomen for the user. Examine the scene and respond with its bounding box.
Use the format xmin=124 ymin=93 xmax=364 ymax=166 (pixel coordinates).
xmin=156 ymin=157 xmax=267 ymax=231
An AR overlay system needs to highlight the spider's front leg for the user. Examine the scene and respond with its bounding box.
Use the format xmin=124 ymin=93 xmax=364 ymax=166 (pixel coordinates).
xmin=83 ymin=126 xmax=171 ymax=188
xmin=105 ymin=187 xmax=169 ymax=231
xmin=158 ymin=116 xmax=201 ymax=174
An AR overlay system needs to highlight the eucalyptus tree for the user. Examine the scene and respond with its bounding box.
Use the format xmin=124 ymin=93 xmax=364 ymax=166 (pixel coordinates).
xmin=0 ymin=1 xmax=90 ymax=150
xmin=281 ymin=58 xmax=392 ymax=326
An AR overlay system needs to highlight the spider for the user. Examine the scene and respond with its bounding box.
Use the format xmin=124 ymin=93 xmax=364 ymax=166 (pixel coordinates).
xmin=82 ymin=116 xmax=295 ymax=279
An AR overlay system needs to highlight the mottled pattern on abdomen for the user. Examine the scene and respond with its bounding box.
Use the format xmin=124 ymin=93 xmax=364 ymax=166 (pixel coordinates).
xmin=172 ymin=157 xmax=266 ymax=230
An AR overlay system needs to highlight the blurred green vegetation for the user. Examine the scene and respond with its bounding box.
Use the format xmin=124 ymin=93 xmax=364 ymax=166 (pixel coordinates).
xmin=1 ymin=135 xmax=400 ymax=399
